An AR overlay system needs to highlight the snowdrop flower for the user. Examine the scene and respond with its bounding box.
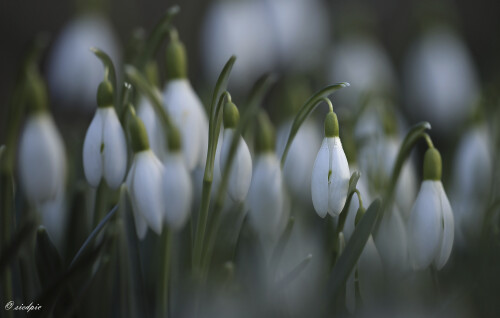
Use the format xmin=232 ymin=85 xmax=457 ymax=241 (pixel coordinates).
xmin=162 ymin=129 xmax=193 ymax=230
xmin=343 ymin=196 xmax=384 ymax=314
xmin=47 ymin=13 xmax=121 ymax=112
xmin=452 ymin=124 xmax=492 ymax=244
xmin=162 ymin=31 xmax=209 ymax=170
xmin=328 ymin=35 xmax=396 ymax=109
xmin=408 ymin=147 xmax=454 ymax=270
xmin=126 ymin=114 xmax=164 ymax=239
xmin=201 ymin=0 xmax=277 ymax=89
xmin=137 ymin=96 xmax=166 ymax=160
xmin=311 ymin=111 xmax=350 ymax=218
xmin=19 ymin=71 xmax=66 ymax=205
xmin=83 ymin=80 xmax=127 ymax=189
xmin=220 ymin=101 xmax=252 ymax=202
xmin=248 ymin=113 xmax=284 ymax=238
xmin=403 ymin=25 xmax=479 ymax=135
xmin=263 ymin=0 xmax=329 ymax=71
xmin=276 ymin=119 xmax=321 ymax=205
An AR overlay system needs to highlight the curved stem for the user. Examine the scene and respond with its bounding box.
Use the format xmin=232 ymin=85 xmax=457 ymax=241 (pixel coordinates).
xmin=156 ymin=229 xmax=172 ymax=318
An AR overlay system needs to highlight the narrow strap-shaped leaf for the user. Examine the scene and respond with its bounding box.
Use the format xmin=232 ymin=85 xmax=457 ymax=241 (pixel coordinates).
xmin=135 ymin=6 xmax=180 ymax=69
xmin=327 ymin=198 xmax=381 ymax=299
xmin=35 ymin=227 xmax=64 ymax=288
xmin=69 ymin=205 xmax=118 ymax=268
xmin=280 ymin=82 xmax=350 ymax=167
xmin=0 ymin=220 xmax=37 ymax=273
xmin=275 ymin=254 xmax=313 ymax=290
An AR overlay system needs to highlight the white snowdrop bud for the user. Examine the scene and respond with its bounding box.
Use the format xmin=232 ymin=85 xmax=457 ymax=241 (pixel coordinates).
xmin=162 ymin=79 xmax=208 ymax=171
xmin=83 ymin=81 xmax=127 ymax=189
xmin=248 ymin=153 xmax=284 ymax=238
xmin=408 ymin=148 xmax=454 ymax=270
xmin=137 ymin=96 xmax=167 ymax=160
xmin=220 ymin=101 xmax=252 ymax=202
xmin=162 ymin=151 xmax=192 ymax=230
xmin=311 ymin=112 xmax=350 ymax=217
xmin=19 ymin=113 xmax=66 ymax=204
xmin=126 ymin=115 xmax=164 ymax=240
xmin=47 ymin=14 xmax=121 ymax=112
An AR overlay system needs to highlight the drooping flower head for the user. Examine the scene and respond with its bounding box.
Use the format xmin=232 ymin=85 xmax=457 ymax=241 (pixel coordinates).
xmin=220 ymin=100 xmax=252 ymax=203
xmin=408 ymin=147 xmax=454 ymax=270
xmin=311 ymin=110 xmax=350 ymax=218
xmin=126 ymin=114 xmax=164 ymax=240
xmin=83 ymin=79 xmax=127 ymax=189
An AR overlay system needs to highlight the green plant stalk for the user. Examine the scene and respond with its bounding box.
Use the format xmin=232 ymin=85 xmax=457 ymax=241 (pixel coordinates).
xmin=117 ymin=186 xmax=132 ymax=318
xmin=373 ymin=121 xmax=431 ymax=236
xmin=200 ymin=74 xmax=276 ymax=272
xmin=280 ymin=83 xmax=350 ymax=167
xmin=192 ymin=56 xmax=235 ymax=272
xmin=156 ymin=229 xmax=173 ymax=318
xmin=0 ymin=172 xmax=14 ymax=318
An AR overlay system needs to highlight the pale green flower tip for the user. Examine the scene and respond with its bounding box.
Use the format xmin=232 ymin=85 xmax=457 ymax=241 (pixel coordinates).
xmin=423 ymin=147 xmax=442 ymax=181
xmin=165 ymin=29 xmax=187 ymax=80
xmin=129 ymin=114 xmax=150 ymax=153
xmin=255 ymin=112 xmax=275 ymax=153
xmin=167 ymin=126 xmax=182 ymax=152
xmin=324 ymin=111 xmax=339 ymax=137
xmin=26 ymin=69 xmax=49 ymax=113
xmin=97 ymin=80 xmax=114 ymax=108
xmin=223 ymin=101 xmax=240 ymax=129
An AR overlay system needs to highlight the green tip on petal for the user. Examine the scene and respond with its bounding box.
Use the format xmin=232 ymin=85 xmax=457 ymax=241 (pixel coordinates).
xmin=97 ymin=80 xmax=114 ymax=108
xmin=165 ymin=29 xmax=187 ymax=80
xmin=324 ymin=111 xmax=339 ymax=137
xmin=256 ymin=111 xmax=275 ymax=153
xmin=423 ymin=147 xmax=442 ymax=181
xmin=167 ymin=125 xmax=182 ymax=151
xmin=223 ymin=101 xmax=240 ymax=129
xmin=128 ymin=114 xmax=150 ymax=153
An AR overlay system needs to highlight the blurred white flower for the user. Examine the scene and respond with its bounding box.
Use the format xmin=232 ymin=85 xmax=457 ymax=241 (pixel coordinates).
xmin=162 ymin=79 xmax=208 ymax=170
xmin=19 ymin=113 xmax=66 ymax=204
xmin=248 ymin=153 xmax=284 ymax=238
xmin=47 ymin=14 xmax=121 ymax=111
xmin=276 ymin=119 xmax=321 ymax=205
xmin=328 ymin=35 xmax=396 ymax=108
xmin=137 ymin=97 xmax=166 ymax=160
xmin=311 ymin=137 xmax=350 ymax=218
xmin=83 ymin=107 xmax=127 ymax=189
xmin=163 ymin=152 xmax=193 ymax=230
xmin=220 ymin=129 xmax=252 ymax=202
xmin=452 ymin=125 xmax=492 ymax=245
xmin=263 ymin=0 xmax=329 ymax=70
xmin=409 ymin=180 xmax=454 ymax=270
xmin=127 ymin=150 xmax=164 ymax=240
xmin=201 ymin=0 xmax=277 ymax=89
xmin=403 ymin=26 xmax=479 ymax=135
xmin=38 ymin=189 xmax=67 ymax=252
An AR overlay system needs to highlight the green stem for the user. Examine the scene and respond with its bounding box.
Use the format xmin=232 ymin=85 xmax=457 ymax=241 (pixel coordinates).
xmin=192 ymin=180 xmax=212 ymax=272
xmin=0 ymin=172 xmax=14 ymax=318
xmin=157 ymin=229 xmax=173 ymax=318
xmin=94 ymin=181 xmax=108 ymax=228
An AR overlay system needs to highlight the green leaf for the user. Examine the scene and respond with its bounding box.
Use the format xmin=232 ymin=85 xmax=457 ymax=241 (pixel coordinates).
xmin=275 ymin=254 xmax=312 ymax=290
xmin=327 ymin=198 xmax=381 ymax=299
xmin=35 ymin=227 xmax=64 ymax=289
xmin=280 ymin=82 xmax=350 ymax=167
xmin=135 ymin=5 xmax=180 ymax=69
xmin=337 ymin=171 xmax=361 ymax=232
xmin=0 ymin=220 xmax=37 ymax=273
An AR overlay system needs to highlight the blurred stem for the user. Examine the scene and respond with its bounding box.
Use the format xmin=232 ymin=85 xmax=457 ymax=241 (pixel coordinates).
xmin=0 ymin=172 xmax=14 ymax=318
xmin=94 ymin=181 xmax=108 ymax=227
xmin=117 ymin=186 xmax=132 ymax=318
xmin=156 ymin=229 xmax=172 ymax=318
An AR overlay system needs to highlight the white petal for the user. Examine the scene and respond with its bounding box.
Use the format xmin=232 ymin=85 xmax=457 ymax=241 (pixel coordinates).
xmin=102 ymin=108 xmax=127 ymax=189
xmin=19 ymin=114 xmax=66 ymax=203
xmin=408 ymin=181 xmax=442 ymax=270
xmin=83 ymin=110 xmax=104 ymax=187
xmin=126 ymin=159 xmax=148 ymax=240
xmin=326 ymin=137 xmax=350 ymax=217
xmin=248 ymin=154 xmax=283 ymax=237
xmin=434 ymin=183 xmax=454 ymax=269
xmin=129 ymin=151 xmax=164 ymax=235
xmin=311 ymin=138 xmax=330 ymax=218
xmin=163 ymin=79 xmax=204 ymax=170
xmin=221 ymin=130 xmax=252 ymax=202
xmin=163 ymin=153 xmax=193 ymax=230
xmin=137 ymin=97 xmax=166 ymax=160
xmin=357 ymin=236 xmax=384 ymax=305
xmin=374 ymin=206 xmax=409 ymax=273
